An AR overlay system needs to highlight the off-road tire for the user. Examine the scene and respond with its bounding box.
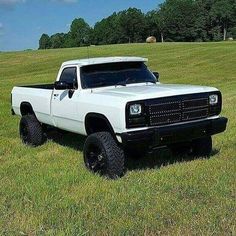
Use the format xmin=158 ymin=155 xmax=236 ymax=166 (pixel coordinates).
xmin=19 ymin=115 xmax=45 ymax=146
xmin=191 ymin=136 xmax=212 ymax=157
xmin=83 ymin=132 xmax=124 ymax=179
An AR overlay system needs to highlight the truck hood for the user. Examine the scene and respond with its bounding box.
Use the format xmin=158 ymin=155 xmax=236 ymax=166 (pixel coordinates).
xmin=92 ymin=83 xmax=218 ymax=101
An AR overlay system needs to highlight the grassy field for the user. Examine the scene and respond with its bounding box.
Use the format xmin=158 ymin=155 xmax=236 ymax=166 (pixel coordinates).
xmin=0 ymin=42 xmax=235 ymax=235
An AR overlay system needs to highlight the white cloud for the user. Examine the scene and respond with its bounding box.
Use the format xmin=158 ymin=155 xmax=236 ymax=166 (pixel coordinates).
xmin=0 ymin=0 xmax=26 ymax=8
xmin=0 ymin=0 xmax=78 ymax=9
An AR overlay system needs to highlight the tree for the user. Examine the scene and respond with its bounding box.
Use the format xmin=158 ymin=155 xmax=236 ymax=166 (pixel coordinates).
xmin=62 ymin=32 xmax=74 ymax=48
xmin=69 ymin=18 xmax=92 ymax=47
xmin=50 ymin=33 xmax=66 ymax=49
xmin=93 ymin=8 xmax=147 ymax=45
xmin=145 ymin=10 xmax=161 ymax=42
xmin=39 ymin=34 xmax=51 ymax=49
xmin=118 ymin=8 xmax=147 ymax=43
xmin=93 ymin=13 xmax=121 ymax=45
xmin=209 ymin=0 xmax=236 ymax=40
xmin=38 ymin=1 xmax=236 ymax=48
xmin=158 ymin=0 xmax=209 ymax=42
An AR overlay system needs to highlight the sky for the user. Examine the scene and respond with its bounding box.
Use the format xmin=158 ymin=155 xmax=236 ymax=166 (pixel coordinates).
xmin=0 ymin=0 xmax=163 ymax=52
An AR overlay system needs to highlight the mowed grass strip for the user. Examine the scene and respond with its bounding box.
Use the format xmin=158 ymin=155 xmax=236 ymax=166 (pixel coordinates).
xmin=0 ymin=42 xmax=235 ymax=235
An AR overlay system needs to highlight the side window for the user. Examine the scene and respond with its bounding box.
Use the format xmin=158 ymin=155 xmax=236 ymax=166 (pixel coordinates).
xmin=59 ymin=67 xmax=78 ymax=88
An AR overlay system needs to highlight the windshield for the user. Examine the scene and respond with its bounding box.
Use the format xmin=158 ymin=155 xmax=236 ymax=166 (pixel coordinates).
xmin=80 ymin=62 xmax=156 ymax=89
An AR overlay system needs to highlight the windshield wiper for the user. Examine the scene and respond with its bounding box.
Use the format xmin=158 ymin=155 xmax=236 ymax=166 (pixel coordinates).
xmin=115 ymin=81 xmax=126 ymax=87
xmin=115 ymin=78 xmax=156 ymax=87
xmin=115 ymin=78 xmax=136 ymax=87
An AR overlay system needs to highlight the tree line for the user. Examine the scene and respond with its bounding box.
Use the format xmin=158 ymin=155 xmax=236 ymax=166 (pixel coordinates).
xmin=39 ymin=0 xmax=236 ymax=49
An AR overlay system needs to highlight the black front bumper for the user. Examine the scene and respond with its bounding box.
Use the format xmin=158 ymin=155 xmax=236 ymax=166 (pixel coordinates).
xmin=120 ymin=117 xmax=228 ymax=149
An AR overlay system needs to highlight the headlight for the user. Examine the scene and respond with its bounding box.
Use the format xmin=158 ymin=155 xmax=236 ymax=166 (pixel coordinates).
xmin=209 ymin=94 xmax=218 ymax=105
xmin=130 ymin=104 xmax=142 ymax=116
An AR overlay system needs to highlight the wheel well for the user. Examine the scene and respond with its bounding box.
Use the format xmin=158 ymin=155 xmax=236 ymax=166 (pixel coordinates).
xmin=85 ymin=113 xmax=114 ymax=135
xmin=20 ymin=102 xmax=35 ymax=116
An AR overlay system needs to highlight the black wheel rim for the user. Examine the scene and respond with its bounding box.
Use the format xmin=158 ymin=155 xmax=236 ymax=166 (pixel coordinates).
xmin=85 ymin=144 xmax=106 ymax=173
xmin=20 ymin=123 xmax=28 ymax=143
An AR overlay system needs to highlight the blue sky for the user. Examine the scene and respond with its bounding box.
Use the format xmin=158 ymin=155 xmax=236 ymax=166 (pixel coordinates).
xmin=0 ymin=0 xmax=163 ymax=52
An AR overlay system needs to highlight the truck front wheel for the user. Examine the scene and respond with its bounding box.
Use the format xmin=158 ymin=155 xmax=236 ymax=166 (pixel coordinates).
xmin=83 ymin=132 xmax=124 ymax=179
xmin=19 ymin=115 xmax=45 ymax=146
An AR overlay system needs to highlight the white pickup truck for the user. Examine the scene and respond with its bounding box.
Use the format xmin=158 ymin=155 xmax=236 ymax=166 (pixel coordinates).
xmin=11 ymin=57 xmax=227 ymax=178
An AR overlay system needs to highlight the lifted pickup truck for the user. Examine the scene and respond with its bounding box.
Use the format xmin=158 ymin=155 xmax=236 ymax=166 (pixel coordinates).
xmin=11 ymin=57 xmax=227 ymax=178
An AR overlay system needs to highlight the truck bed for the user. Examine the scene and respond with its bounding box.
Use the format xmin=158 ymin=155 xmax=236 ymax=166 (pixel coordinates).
xmin=12 ymin=85 xmax=54 ymax=126
xmin=20 ymin=83 xmax=54 ymax=90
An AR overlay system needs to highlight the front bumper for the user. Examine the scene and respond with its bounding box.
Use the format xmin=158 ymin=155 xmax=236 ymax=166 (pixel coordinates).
xmin=120 ymin=117 xmax=228 ymax=149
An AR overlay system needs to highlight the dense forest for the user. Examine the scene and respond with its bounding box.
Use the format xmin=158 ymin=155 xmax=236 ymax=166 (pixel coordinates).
xmin=39 ymin=0 xmax=236 ymax=49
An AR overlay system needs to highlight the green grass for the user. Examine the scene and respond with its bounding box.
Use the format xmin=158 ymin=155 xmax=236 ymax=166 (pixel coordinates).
xmin=0 ymin=42 xmax=235 ymax=235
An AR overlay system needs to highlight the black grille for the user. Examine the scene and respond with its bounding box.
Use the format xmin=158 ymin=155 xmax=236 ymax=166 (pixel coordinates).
xmin=182 ymin=109 xmax=208 ymax=121
xmin=150 ymin=113 xmax=181 ymax=125
xmin=148 ymin=95 xmax=210 ymax=126
xmin=149 ymin=101 xmax=181 ymax=114
xmin=183 ymin=98 xmax=208 ymax=110
xmin=126 ymin=91 xmax=222 ymax=129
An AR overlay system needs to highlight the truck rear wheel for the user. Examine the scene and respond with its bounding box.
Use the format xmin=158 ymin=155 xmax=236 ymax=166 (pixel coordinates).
xmin=191 ymin=136 xmax=212 ymax=157
xmin=19 ymin=115 xmax=45 ymax=146
xmin=83 ymin=132 xmax=124 ymax=179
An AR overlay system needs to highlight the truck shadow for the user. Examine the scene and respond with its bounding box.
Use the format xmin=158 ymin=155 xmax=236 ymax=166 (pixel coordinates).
xmin=125 ymin=148 xmax=219 ymax=171
xmin=46 ymin=129 xmax=85 ymax=152
xmin=47 ymin=129 xmax=219 ymax=171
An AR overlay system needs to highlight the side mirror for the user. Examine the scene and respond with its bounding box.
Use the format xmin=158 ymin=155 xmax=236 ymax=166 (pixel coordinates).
xmin=54 ymin=81 xmax=69 ymax=90
xmin=153 ymin=72 xmax=160 ymax=81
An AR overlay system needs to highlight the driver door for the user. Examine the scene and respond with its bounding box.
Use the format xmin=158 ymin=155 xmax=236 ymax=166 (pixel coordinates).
xmin=51 ymin=66 xmax=81 ymax=132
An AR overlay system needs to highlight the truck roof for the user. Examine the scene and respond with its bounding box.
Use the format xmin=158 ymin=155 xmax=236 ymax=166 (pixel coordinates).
xmin=61 ymin=57 xmax=148 ymax=67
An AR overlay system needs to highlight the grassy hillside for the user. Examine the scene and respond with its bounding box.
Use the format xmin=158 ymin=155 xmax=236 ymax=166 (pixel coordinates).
xmin=0 ymin=42 xmax=235 ymax=235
